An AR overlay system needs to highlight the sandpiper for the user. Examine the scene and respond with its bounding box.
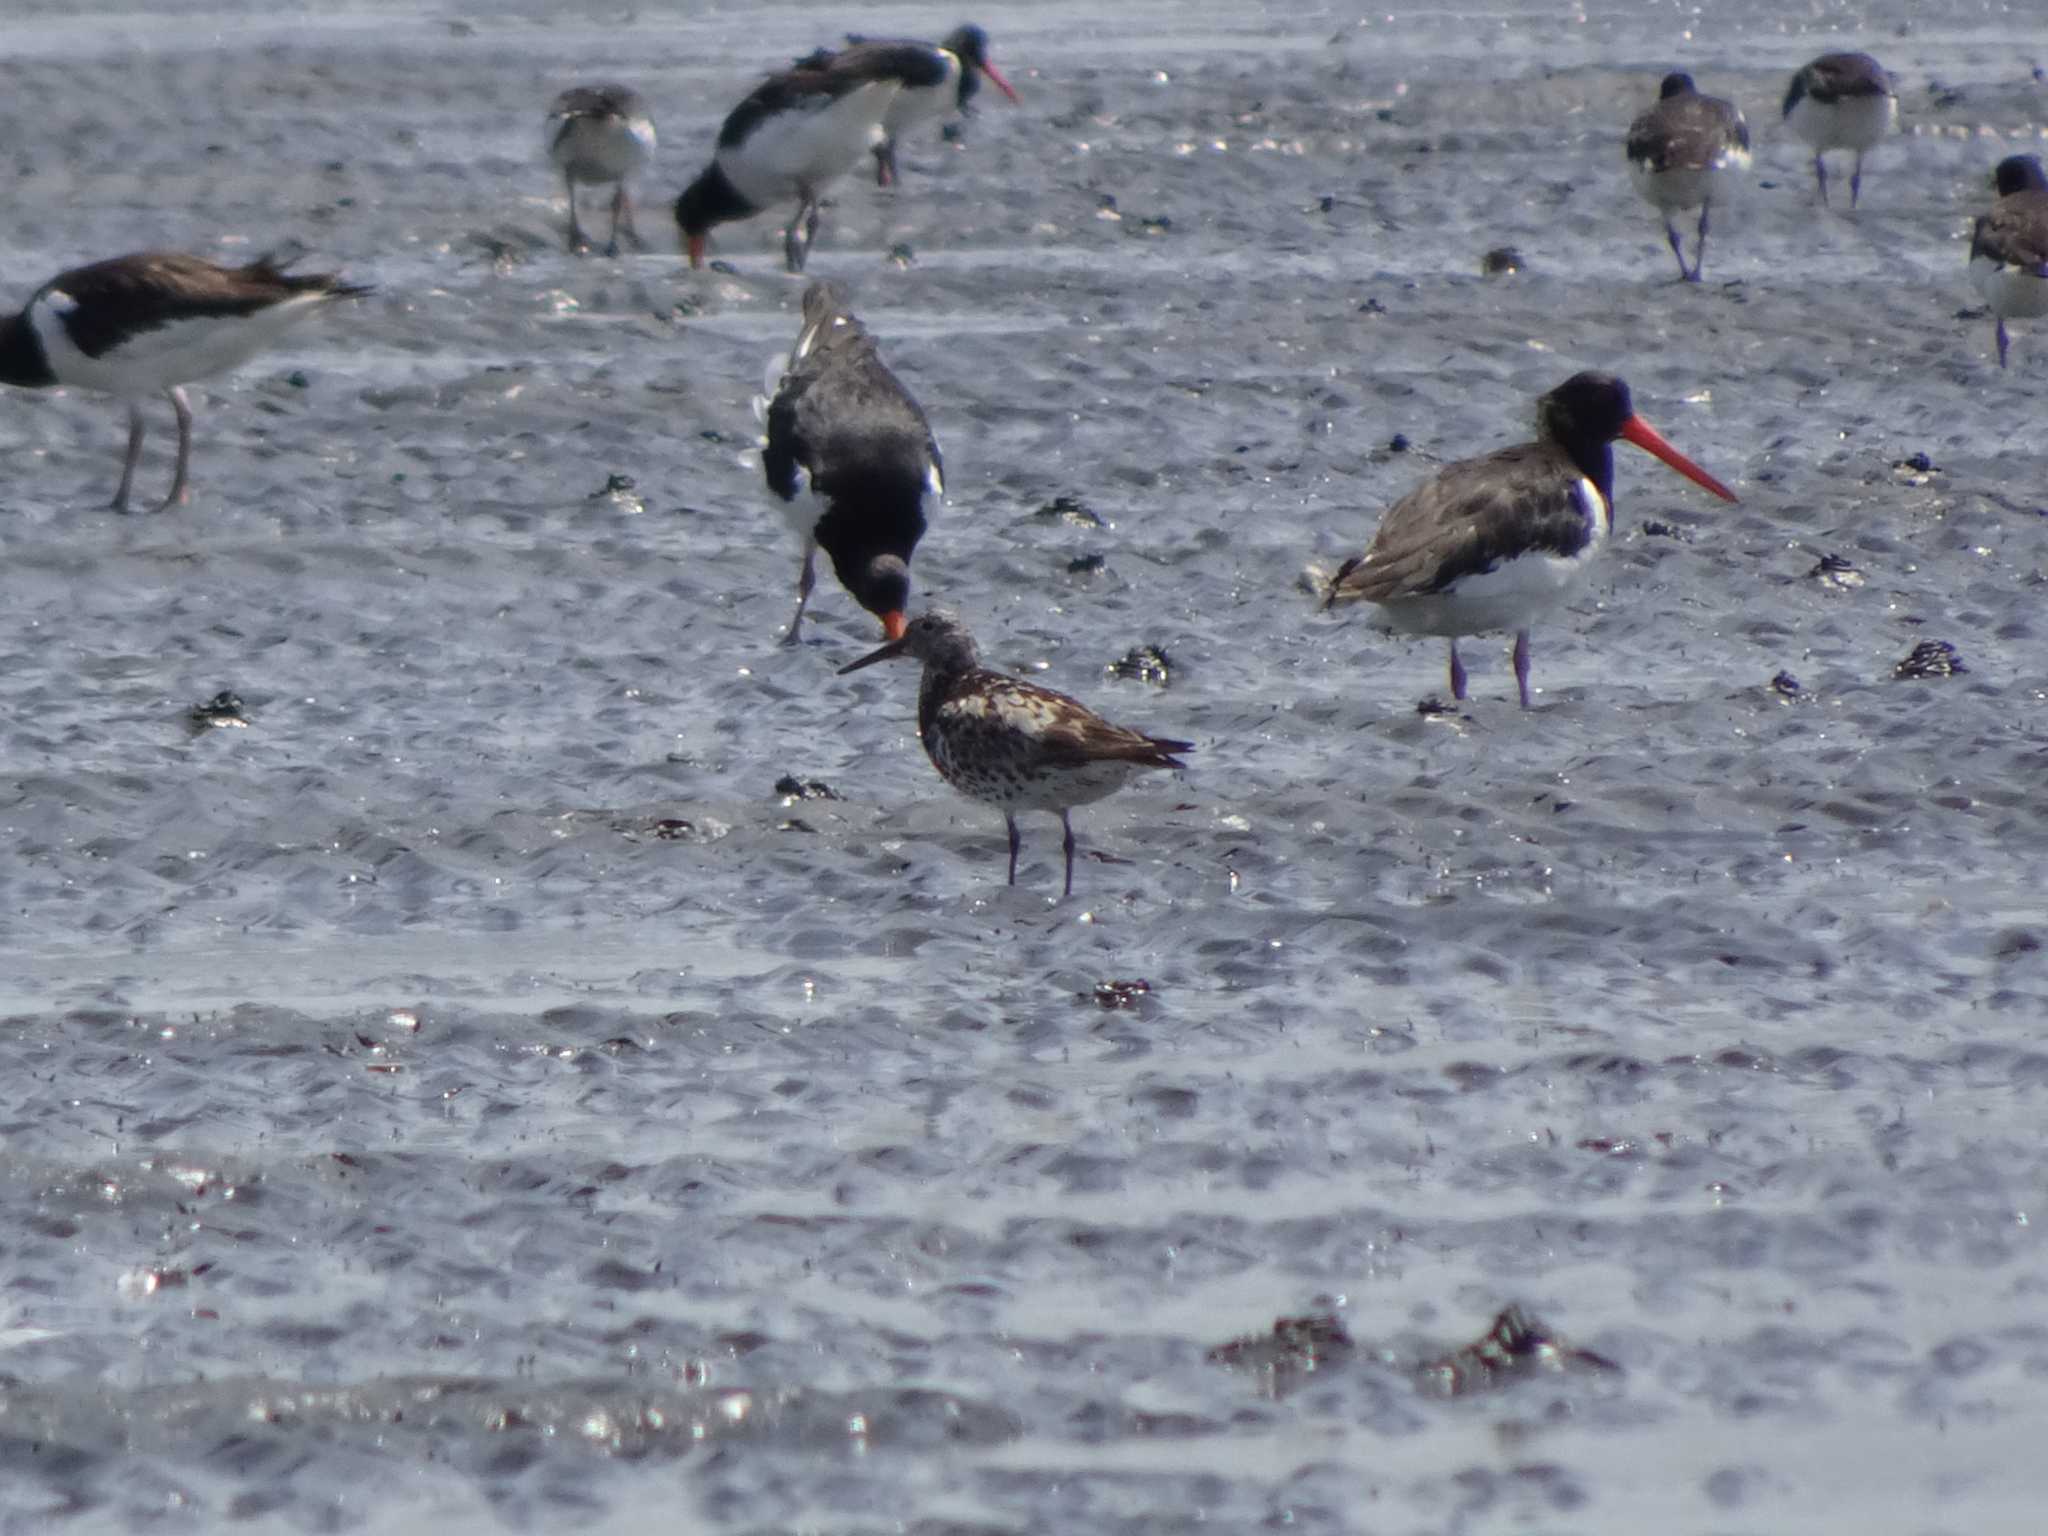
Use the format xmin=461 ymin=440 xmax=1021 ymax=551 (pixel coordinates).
xmin=1625 ymin=72 xmax=1751 ymax=281
xmin=1782 ymin=52 xmax=1896 ymax=209
xmin=675 ymin=50 xmax=906 ymax=272
xmin=1324 ymin=373 xmax=1738 ymax=708
xmin=1969 ymin=155 xmax=2048 ymax=369
xmin=0 ymin=249 xmax=371 ymax=513
xmin=763 ymin=280 xmax=942 ymax=643
xmin=546 ymin=84 xmax=657 ymax=256
xmin=838 ymin=610 xmax=1193 ymax=896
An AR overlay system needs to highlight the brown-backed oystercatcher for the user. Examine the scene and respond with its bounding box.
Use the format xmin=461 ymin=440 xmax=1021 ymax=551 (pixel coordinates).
xmin=1324 ymin=373 xmax=1738 ymax=709
xmin=1625 ymin=72 xmax=1751 ymax=281
xmin=1970 ymin=155 xmax=2048 ymax=369
xmin=762 ymin=280 xmax=942 ymax=643
xmin=546 ymin=84 xmax=656 ymax=256
xmin=0 ymin=249 xmax=371 ymax=513
xmin=839 ymin=610 xmax=1192 ymax=896
xmin=1783 ymin=52 xmax=1896 ymax=209
xmin=844 ymin=24 xmax=1021 ymax=187
xmin=675 ymin=51 xmax=907 ymax=272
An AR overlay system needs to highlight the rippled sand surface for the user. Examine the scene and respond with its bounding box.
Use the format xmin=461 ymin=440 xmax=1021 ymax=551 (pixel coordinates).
xmin=1 ymin=2 xmax=2043 ymax=1530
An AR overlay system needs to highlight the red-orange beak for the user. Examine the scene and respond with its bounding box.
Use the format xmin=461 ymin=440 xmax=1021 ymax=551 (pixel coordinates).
xmin=880 ymin=610 xmax=908 ymax=642
xmin=981 ymin=60 xmax=1021 ymax=104
xmin=1618 ymin=416 xmax=1738 ymax=502
xmin=686 ymin=233 xmax=707 ymax=269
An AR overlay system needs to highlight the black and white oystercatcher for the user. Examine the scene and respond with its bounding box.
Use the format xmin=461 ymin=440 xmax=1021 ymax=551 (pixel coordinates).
xmin=763 ymin=280 xmax=942 ymax=643
xmin=1970 ymin=154 xmax=2048 ymax=369
xmin=675 ymin=51 xmax=906 ymax=272
xmin=0 ymin=249 xmax=371 ymax=513
xmin=1782 ymin=52 xmax=1896 ymax=209
xmin=842 ymin=24 xmax=1021 ymax=187
xmin=1323 ymin=373 xmax=1738 ymax=709
xmin=838 ymin=610 xmax=1192 ymax=896
xmin=546 ymin=84 xmax=657 ymax=255
xmin=1625 ymin=72 xmax=1751 ymax=281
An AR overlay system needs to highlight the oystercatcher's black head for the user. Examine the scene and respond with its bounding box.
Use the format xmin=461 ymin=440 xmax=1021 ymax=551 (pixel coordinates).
xmin=1993 ymin=154 xmax=2048 ymax=197
xmin=675 ymin=166 xmax=752 ymax=268
xmin=838 ymin=608 xmax=979 ymax=674
xmin=836 ymin=553 xmax=913 ymax=642
xmin=1658 ymin=72 xmax=1697 ymax=99
xmin=1539 ymin=372 xmax=1738 ymax=512
xmin=942 ymin=23 xmax=1020 ymax=107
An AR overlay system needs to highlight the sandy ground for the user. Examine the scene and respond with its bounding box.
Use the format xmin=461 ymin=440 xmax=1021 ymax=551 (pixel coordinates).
xmin=0 ymin=1 xmax=2044 ymax=1531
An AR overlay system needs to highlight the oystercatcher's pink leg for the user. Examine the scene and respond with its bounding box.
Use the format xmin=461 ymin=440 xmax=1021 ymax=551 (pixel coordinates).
xmin=785 ymin=541 xmax=818 ymax=645
xmin=154 ymin=386 xmax=196 ymax=513
xmin=1448 ymin=640 xmax=1469 ymax=701
xmin=1849 ymin=152 xmax=1865 ymax=209
xmin=1997 ymin=317 xmax=2012 ymax=369
xmin=1812 ymin=154 xmax=1829 ymax=207
xmin=1513 ymin=629 xmax=1533 ymax=710
xmin=564 ymin=173 xmax=589 ymax=253
xmin=111 ymin=405 xmax=147 ymax=512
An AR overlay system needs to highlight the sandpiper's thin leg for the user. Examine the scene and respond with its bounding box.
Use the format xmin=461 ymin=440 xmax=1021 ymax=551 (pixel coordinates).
xmin=1513 ymin=629 xmax=1533 ymax=710
xmin=1691 ymin=204 xmax=1711 ymax=282
xmin=154 ymin=386 xmax=195 ymax=513
xmin=1005 ymin=814 xmax=1021 ymax=886
xmin=613 ymin=184 xmax=643 ymax=252
xmin=566 ymin=173 xmax=588 ymax=253
xmin=1813 ymin=153 xmax=1829 ymax=207
xmin=111 ymin=404 xmax=147 ymax=512
xmin=1060 ymin=811 xmax=1077 ymax=898
xmin=785 ymin=542 xmax=817 ymax=645
xmin=1448 ymin=639 xmax=1468 ymax=701
xmin=1662 ymin=218 xmax=1689 ymax=282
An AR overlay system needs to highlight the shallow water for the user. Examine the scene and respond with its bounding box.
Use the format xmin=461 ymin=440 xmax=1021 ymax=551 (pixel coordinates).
xmin=0 ymin=1 xmax=2044 ymax=1531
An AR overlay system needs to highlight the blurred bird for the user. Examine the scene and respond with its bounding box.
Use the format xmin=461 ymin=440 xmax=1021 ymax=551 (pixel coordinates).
xmin=839 ymin=610 xmax=1192 ymax=896
xmin=1625 ymin=72 xmax=1751 ymax=281
xmin=0 ymin=249 xmax=371 ymax=512
xmin=762 ymin=280 xmax=942 ymax=643
xmin=829 ymin=23 xmax=1023 ymax=187
xmin=1324 ymin=373 xmax=1738 ymax=708
xmin=675 ymin=50 xmax=906 ymax=272
xmin=1782 ymin=52 xmax=1896 ymax=209
xmin=545 ymin=84 xmax=656 ymax=256
xmin=1969 ymin=154 xmax=2048 ymax=368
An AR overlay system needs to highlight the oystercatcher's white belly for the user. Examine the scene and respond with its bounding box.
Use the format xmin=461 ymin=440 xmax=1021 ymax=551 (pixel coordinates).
xmin=1787 ymin=92 xmax=1894 ymax=152
xmin=30 ymin=290 xmax=336 ymax=397
xmin=883 ymin=66 xmax=959 ymax=137
xmin=719 ymin=80 xmax=898 ymax=206
xmin=1374 ymin=479 xmax=1608 ymax=638
xmin=1972 ymin=256 xmax=2048 ymax=319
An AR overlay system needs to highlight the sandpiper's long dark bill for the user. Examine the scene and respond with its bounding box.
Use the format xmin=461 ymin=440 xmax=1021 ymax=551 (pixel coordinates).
xmin=0 ymin=249 xmax=372 ymax=513
xmin=1324 ymin=372 xmax=1737 ymax=709
xmin=1782 ymin=51 xmax=1896 ymax=209
xmin=762 ymin=280 xmax=942 ymax=643
xmin=1624 ymin=71 xmax=1751 ymax=282
xmin=676 ymin=49 xmax=907 ymax=273
xmin=1969 ymin=154 xmax=2048 ymax=369
xmin=546 ymin=83 xmax=656 ymax=256
xmin=838 ymin=610 xmax=1192 ymax=897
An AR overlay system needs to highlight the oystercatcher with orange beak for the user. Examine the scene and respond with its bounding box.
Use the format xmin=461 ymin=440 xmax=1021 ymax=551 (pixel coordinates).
xmin=859 ymin=23 xmax=1021 ymax=187
xmin=1969 ymin=155 xmax=2048 ymax=369
xmin=675 ymin=51 xmax=906 ymax=273
xmin=762 ymin=281 xmax=942 ymax=644
xmin=0 ymin=249 xmax=370 ymax=513
xmin=1324 ymin=373 xmax=1739 ymax=709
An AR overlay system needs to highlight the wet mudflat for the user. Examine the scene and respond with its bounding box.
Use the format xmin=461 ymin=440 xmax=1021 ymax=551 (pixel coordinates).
xmin=0 ymin=1 xmax=2043 ymax=1530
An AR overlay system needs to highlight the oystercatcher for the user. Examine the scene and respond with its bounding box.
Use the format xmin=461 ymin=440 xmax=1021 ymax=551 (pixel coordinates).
xmin=838 ymin=609 xmax=1193 ymax=897
xmin=1969 ymin=154 xmax=2048 ymax=369
xmin=843 ymin=24 xmax=1021 ymax=187
xmin=0 ymin=249 xmax=371 ymax=513
xmin=1782 ymin=52 xmax=1896 ymax=209
xmin=762 ymin=280 xmax=942 ymax=643
xmin=546 ymin=84 xmax=656 ymax=256
xmin=1625 ymin=72 xmax=1751 ymax=281
xmin=1323 ymin=373 xmax=1739 ymax=709
xmin=675 ymin=51 xmax=906 ymax=272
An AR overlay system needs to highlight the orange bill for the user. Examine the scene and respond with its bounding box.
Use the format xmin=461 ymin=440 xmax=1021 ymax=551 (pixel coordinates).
xmin=880 ymin=610 xmax=908 ymax=642
xmin=981 ymin=60 xmax=1022 ymax=104
xmin=1618 ymin=415 xmax=1739 ymax=502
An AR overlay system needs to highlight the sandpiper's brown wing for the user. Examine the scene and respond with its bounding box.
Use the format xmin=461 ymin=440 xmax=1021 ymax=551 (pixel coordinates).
xmin=1627 ymin=92 xmax=1748 ymax=174
xmin=939 ymin=674 xmax=1190 ymax=772
xmin=1971 ymin=190 xmax=2048 ymax=274
xmin=1327 ymin=440 xmax=1593 ymax=605
xmin=549 ymin=84 xmax=645 ymax=122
